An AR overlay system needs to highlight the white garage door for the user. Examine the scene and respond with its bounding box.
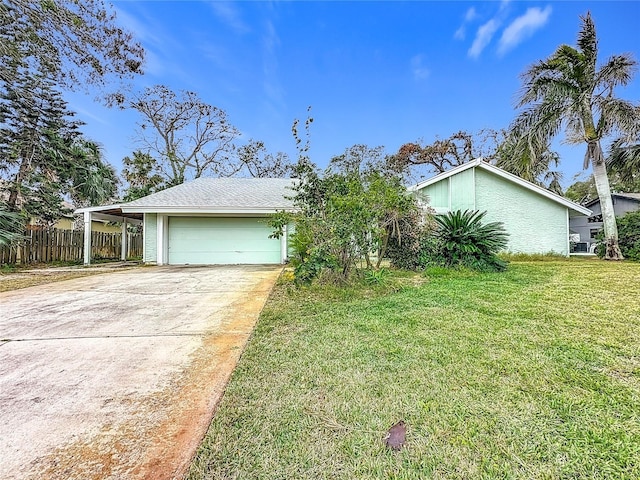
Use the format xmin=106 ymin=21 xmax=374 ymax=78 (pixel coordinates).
xmin=168 ymin=217 xmax=281 ymax=265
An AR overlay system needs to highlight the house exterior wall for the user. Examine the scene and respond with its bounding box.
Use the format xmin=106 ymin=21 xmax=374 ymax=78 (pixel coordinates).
xmin=144 ymin=213 xmax=157 ymax=263
xmin=474 ymin=169 xmax=569 ymax=255
xmin=450 ymin=168 xmax=476 ymax=210
xmin=570 ymin=196 xmax=640 ymax=245
xmin=417 ymin=168 xmax=475 ymax=211
xmin=419 ymin=179 xmax=449 ymax=210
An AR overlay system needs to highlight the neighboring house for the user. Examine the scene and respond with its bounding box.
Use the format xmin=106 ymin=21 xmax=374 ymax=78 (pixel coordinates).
xmin=569 ymin=193 xmax=640 ymax=251
xmin=42 ymin=202 xmax=121 ymax=233
xmin=0 ymin=186 xmax=120 ymax=233
xmin=77 ymin=178 xmax=296 ymax=265
xmin=410 ymin=159 xmax=591 ymax=256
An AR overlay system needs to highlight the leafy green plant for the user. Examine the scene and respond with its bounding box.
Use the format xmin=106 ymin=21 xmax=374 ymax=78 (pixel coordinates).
xmin=434 ymin=210 xmax=509 ymax=272
xmin=363 ymin=267 xmax=391 ymax=286
xmin=270 ymin=148 xmax=422 ymax=285
xmin=0 ymin=208 xmax=25 ymax=247
xmin=595 ymin=210 xmax=640 ymax=261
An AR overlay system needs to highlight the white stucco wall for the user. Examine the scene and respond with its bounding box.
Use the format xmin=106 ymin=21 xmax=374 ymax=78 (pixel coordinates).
xmin=475 ymin=169 xmax=569 ymax=255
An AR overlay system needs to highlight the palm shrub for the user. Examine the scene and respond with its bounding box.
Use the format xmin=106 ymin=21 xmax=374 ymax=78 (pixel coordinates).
xmin=0 ymin=207 xmax=25 ymax=247
xmin=434 ymin=210 xmax=509 ymax=272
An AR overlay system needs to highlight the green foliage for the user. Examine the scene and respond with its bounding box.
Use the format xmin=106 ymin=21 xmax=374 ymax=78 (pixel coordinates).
xmin=565 ymin=178 xmax=598 ymax=204
xmin=0 ymin=206 xmax=25 ymax=246
xmin=565 ymin=172 xmax=640 ymax=205
xmin=122 ymin=150 xmax=165 ymax=201
xmin=506 ymin=13 xmax=640 ymax=259
xmin=0 ymin=71 xmax=118 ymax=219
xmin=271 ymin=138 xmax=421 ymax=285
xmin=595 ymin=210 xmax=640 ymax=261
xmin=363 ymin=267 xmax=391 ymax=286
xmin=434 ymin=210 xmax=509 ymax=272
xmin=1 ymin=0 xmax=144 ymax=98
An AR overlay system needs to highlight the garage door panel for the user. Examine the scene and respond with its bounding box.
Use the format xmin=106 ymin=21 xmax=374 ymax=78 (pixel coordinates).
xmin=168 ymin=217 xmax=280 ymax=265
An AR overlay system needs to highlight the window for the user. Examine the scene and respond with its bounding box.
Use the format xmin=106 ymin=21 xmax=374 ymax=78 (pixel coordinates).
xmin=590 ymin=228 xmax=601 ymax=239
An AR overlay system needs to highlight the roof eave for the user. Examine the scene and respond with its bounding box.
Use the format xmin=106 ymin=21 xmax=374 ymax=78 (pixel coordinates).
xmin=120 ymin=206 xmax=298 ymax=215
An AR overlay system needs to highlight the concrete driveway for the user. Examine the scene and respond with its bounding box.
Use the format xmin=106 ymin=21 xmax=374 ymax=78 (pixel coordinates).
xmin=0 ymin=265 xmax=282 ymax=480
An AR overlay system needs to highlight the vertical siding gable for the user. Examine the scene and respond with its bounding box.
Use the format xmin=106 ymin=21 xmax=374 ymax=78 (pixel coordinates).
xmin=450 ymin=168 xmax=476 ymax=211
xmin=474 ymin=169 xmax=569 ymax=255
xmin=418 ymin=178 xmax=449 ymax=209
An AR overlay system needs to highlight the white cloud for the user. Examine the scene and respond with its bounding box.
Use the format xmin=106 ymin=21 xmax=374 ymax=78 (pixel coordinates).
xmin=210 ymin=2 xmax=250 ymax=34
xmin=454 ymin=7 xmax=478 ymax=40
xmin=411 ymin=54 xmax=430 ymax=80
xmin=468 ymin=19 xmax=500 ymax=59
xmin=498 ymin=6 xmax=552 ymax=55
xmin=465 ymin=7 xmax=477 ymax=22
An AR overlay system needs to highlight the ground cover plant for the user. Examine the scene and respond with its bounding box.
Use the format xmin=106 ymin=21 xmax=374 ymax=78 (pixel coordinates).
xmin=187 ymin=259 xmax=640 ymax=479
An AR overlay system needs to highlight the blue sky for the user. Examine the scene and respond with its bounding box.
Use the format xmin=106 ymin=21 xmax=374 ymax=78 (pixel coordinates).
xmin=67 ymin=1 xmax=640 ymax=188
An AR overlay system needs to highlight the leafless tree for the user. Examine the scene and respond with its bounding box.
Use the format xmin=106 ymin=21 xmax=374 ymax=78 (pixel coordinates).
xmin=130 ymin=85 xmax=240 ymax=185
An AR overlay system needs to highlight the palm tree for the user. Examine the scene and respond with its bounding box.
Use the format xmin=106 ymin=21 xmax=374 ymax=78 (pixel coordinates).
xmin=507 ymin=12 xmax=640 ymax=259
xmin=607 ymin=139 xmax=640 ymax=187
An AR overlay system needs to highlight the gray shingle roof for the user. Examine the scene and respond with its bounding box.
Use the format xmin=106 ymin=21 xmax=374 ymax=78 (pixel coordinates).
xmin=123 ymin=177 xmax=297 ymax=211
xmin=585 ymin=192 xmax=640 ymax=207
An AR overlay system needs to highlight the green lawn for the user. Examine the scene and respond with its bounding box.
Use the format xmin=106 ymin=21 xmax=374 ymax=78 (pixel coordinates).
xmin=186 ymin=260 xmax=640 ymax=479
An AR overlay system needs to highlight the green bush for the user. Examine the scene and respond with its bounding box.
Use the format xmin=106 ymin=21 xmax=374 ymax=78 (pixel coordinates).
xmin=596 ymin=211 xmax=640 ymax=261
xmin=433 ymin=210 xmax=509 ymax=272
xmin=385 ymin=209 xmax=435 ymax=270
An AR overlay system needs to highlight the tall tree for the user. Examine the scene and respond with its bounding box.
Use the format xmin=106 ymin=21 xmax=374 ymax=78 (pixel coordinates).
xmin=130 ymin=85 xmax=240 ymax=185
xmin=0 ymin=70 xmax=117 ymax=222
xmin=65 ymin=140 xmax=118 ymax=208
xmin=507 ymin=13 xmax=640 ymax=259
xmin=121 ymin=150 xmax=165 ymax=201
xmin=496 ymin=136 xmax=564 ymax=194
xmin=393 ymin=130 xmax=503 ymax=180
xmin=0 ymin=70 xmax=81 ymax=212
xmin=0 ymin=0 xmax=144 ymax=97
xmin=236 ymin=139 xmax=294 ymax=178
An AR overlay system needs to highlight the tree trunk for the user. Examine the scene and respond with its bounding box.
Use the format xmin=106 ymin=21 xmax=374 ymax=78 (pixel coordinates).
xmin=591 ymin=146 xmax=623 ymax=260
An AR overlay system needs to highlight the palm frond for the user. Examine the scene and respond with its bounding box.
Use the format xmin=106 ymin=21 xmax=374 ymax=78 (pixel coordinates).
xmin=577 ymin=12 xmax=598 ymax=73
xmin=596 ymin=98 xmax=640 ymax=140
xmin=607 ymin=139 xmax=640 ymax=183
xmin=596 ymin=54 xmax=638 ymax=90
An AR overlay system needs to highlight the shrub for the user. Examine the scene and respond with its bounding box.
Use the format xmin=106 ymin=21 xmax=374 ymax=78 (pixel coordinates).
xmin=385 ymin=208 xmax=436 ymax=270
xmin=596 ymin=211 xmax=640 ymax=261
xmin=433 ymin=210 xmax=509 ymax=272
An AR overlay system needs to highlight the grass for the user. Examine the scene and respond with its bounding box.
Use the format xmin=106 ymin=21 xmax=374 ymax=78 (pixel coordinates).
xmin=186 ymin=259 xmax=640 ymax=479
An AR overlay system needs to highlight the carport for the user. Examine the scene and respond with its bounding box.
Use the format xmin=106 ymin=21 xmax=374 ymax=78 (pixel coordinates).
xmin=75 ymin=205 xmax=143 ymax=265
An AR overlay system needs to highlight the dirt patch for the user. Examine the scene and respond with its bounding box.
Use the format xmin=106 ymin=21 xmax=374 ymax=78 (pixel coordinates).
xmin=0 ymin=263 xmax=139 ymax=292
xmin=0 ymin=271 xmax=105 ymax=292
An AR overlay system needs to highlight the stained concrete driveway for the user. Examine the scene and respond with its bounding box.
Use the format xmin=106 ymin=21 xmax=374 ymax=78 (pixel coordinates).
xmin=0 ymin=265 xmax=282 ymax=480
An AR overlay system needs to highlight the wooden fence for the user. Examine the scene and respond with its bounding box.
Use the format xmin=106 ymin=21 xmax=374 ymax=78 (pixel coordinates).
xmin=0 ymin=227 xmax=143 ymax=265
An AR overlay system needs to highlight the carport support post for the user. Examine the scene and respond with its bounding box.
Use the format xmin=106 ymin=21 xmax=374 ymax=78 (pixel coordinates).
xmin=120 ymin=218 xmax=128 ymax=261
xmin=83 ymin=211 xmax=92 ymax=265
